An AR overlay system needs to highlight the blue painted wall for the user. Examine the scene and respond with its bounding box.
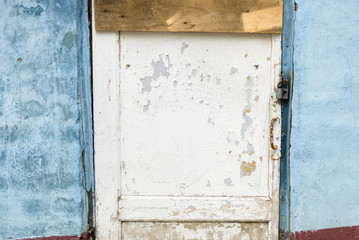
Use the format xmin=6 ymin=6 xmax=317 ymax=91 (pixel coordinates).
xmin=290 ymin=0 xmax=359 ymax=233
xmin=0 ymin=0 xmax=93 ymax=239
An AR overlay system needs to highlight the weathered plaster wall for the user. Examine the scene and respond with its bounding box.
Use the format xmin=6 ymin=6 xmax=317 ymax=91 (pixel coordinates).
xmin=0 ymin=0 xmax=92 ymax=239
xmin=290 ymin=0 xmax=359 ymax=236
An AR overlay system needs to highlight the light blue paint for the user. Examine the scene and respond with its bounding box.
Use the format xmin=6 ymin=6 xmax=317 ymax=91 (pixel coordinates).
xmin=280 ymin=0 xmax=294 ymax=238
xmin=78 ymin=0 xmax=95 ymax=228
xmin=0 ymin=0 xmax=92 ymax=239
xmin=290 ymin=0 xmax=359 ymax=232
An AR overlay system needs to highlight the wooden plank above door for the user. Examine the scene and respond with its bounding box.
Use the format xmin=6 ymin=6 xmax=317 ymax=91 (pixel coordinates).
xmin=94 ymin=0 xmax=283 ymax=33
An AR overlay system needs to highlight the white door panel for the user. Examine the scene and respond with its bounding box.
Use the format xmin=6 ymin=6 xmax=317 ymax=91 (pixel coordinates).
xmin=94 ymin=31 xmax=281 ymax=240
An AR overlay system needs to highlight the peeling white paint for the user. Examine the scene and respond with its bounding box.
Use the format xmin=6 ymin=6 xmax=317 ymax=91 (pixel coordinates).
xmin=122 ymin=222 xmax=268 ymax=240
xmin=94 ymin=30 xmax=281 ymax=240
xmin=120 ymin=32 xmax=278 ymax=198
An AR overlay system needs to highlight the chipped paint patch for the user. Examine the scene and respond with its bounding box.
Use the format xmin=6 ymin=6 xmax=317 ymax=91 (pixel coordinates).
xmin=181 ymin=43 xmax=189 ymax=54
xmin=230 ymin=67 xmax=238 ymax=75
xmin=240 ymin=161 xmax=257 ymax=177
xmin=140 ymin=77 xmax=152 ymax=93
xmin=151 ymin=55 xmax=173 ymax=80
xmin=224 ymin=178 xmax=233 ymax=187
xmin=143 ymin=100 xmax=151 ymax=112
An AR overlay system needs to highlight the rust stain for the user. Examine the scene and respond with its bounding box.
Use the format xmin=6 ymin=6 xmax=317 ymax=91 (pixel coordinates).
xmin=247 ymin=76 xmax=251 ymax=80
xmin=245 ymin=53 xmax=248 ymax=58
xmin=255 ymin=95 xmax=260 ymax=101
xmin=126 ymin=64 xmax=131 ymax=68
xmin=240 ymin=160 xmax=257 ymax=176
xmin=270 ymin=117 xmax=278 ymax=150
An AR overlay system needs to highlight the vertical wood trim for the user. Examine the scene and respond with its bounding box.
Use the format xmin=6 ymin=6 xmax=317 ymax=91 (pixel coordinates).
xmin=269 ymin=34 xmax=282 ymax=240
xmin=92 ymin=0 xmax=121 ymax=238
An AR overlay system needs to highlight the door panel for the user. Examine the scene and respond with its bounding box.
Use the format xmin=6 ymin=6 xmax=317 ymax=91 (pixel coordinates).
xmin=122 ymin=222 xmax=268 ymax=240
xmin=94 ymin=31 xmax=281 ymax=239
xmin=118 ymin=32 xmax=281 ymax=239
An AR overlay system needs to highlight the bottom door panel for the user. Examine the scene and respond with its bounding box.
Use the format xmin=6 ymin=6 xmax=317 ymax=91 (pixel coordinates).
xmin=122 ymin=222 xmax=268 ymax=240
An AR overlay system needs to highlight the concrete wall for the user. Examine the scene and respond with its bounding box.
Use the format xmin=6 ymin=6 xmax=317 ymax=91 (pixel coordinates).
xmin=0 ymin=0 xmax=93 ymax=239
xmin=2 ymin=0 xmax=359 ymax=239
xmin=290 ymin=0 xmax=359 ymax=238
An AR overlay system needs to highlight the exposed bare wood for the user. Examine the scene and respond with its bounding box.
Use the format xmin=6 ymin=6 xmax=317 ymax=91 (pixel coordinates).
xmin=122 ymin=222 xmax=269 ymax=239
xmin=95 ymin=0 xmax=283 ymax=33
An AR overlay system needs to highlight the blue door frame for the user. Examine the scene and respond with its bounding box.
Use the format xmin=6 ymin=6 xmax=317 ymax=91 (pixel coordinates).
xmin=280 ymin=0 xmax=295 ymax=239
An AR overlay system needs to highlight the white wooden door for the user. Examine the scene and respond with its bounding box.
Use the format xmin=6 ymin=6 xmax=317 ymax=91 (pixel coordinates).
xmin=93 ymin=31 xmax=281 ymax=240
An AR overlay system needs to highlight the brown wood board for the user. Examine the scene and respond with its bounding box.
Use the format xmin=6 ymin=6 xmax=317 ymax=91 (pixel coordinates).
xmin=95 ymin=0 xmax=283 ymax=33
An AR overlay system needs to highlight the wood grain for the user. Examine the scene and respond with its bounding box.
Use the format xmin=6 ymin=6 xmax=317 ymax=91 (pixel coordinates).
xmin=95 ymin=0 xmax=283 ymax=33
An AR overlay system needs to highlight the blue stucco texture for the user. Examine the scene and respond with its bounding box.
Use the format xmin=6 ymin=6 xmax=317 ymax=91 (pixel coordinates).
xmin=0 ymin=0 xmax=89 ymax=238
xmin=290 ymin=0 xmax=359 ymax=232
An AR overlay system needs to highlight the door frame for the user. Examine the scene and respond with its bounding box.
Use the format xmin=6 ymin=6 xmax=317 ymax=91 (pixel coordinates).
xmin=91 ymin=2 xmax=289 ymax=240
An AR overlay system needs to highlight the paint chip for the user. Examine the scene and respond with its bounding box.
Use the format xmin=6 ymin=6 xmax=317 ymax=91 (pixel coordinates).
xmin=151 ymin=55 xmax=172 ymax=80
xmin=240 ymin=161 xmax=257 ymax=177
xmin=140 ymin=77 xmax=152 ymax=93
xmin=181 ymin=43 xmax=189 ymax=54
xmin=224 ymin=178 xmax=233 ymax=186
xmin=143 ymin=100 xmax=151 ymax=111
xmin=230 ymin=67 xmax=238 ymax=75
